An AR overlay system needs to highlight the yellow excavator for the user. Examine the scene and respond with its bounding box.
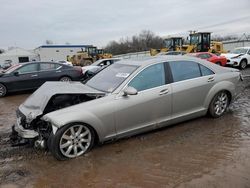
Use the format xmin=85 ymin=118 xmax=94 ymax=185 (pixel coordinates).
xmin=181 ymin=32 xmax=227 ymax=54
xmin=150 ymin=37 xmax=184 ymax=56
xmin=68 ymin=46 xmax=112 ymax=66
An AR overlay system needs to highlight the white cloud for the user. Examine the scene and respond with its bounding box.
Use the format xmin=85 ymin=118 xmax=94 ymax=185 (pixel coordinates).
xmin=0 ymin=0 xmax=250 ymax=49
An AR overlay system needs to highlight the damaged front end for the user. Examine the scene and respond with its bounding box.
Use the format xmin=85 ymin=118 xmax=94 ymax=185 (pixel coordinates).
xmin=10 ymin=82 xmax=105 ymax=149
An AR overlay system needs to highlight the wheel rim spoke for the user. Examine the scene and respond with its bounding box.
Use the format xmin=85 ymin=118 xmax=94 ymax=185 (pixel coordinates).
xmin=62 ymin=134 xmax=72 ymax=140
xmin=76 ymin=126 xmax=83 ymax=136
xmin=74 ymin=146 xmax=78 ymax=156
xmin=60 ymin=141 xmax=72 ymax=149
xmin=65 ymin=145 xmax=73 ymax=155
xmin=70 ymin=127 xmax=75 ymax=136
xmin=80 ymin=130 xmax=89 ymax=138
xmin=80 ymin=137 xmax=90 ymax=143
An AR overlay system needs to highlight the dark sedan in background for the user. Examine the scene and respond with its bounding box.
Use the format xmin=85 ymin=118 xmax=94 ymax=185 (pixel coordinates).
xmin=0 ymin=61 xmax=83 ymax=97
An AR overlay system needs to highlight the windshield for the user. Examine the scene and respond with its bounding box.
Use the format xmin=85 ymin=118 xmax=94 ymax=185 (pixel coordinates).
xmin=231 ymin=48 xmax=248 ymax=54
xmin=86 ymin=63 xmax=138 ymax=93
xmin=164 ymin=39 xmax=172 ymax=48
xmin=91 ymin=59 xmax=103 ymax=66
xmin=3 ymin=64 xmax=22 ymax=74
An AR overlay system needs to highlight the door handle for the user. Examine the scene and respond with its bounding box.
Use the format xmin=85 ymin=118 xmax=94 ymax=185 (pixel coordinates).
xmin=31 ymin=74 xmax=38 ymax=77
xmin=56 ymin=70 xmax=62 ymax=73
xmin=207 ymin=77 xmax=214 ymax=82
xmin=159 ymin=89 xmax=169 ymax=95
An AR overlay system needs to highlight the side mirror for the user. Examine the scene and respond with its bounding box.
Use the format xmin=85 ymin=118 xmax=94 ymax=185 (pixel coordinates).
xmin=14 ymin=72 xmax=19 ymax=76
xmin=123 ymin=86 xmax=138 ymax=96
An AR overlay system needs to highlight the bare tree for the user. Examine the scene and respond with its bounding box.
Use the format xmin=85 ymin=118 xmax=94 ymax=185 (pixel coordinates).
xmin=104 ymin=30 xmax=164 ymax=55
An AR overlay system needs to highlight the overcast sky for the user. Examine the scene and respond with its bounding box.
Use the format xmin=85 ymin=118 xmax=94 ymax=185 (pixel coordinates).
xmin=1 ymin=0 xmax=250 ymax=49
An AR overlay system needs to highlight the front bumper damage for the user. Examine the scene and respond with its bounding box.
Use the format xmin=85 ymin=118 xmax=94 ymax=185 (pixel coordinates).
xmin=10 ymin=111 xmax=39 ymax=147
xmin=226 ymin=59 xmax=240 ymax=66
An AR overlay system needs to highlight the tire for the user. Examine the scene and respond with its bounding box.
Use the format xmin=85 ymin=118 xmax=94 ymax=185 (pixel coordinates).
xmin=59 ymin=76 xmax=72 ymax=82
xmin=208 ymin=91 xmax=229 ymax=118
xmin=215 ymin=62 xmax=222 ymax=66
xmin=0 ymin=83 xmax=7 ymax=97
xmin=239 ymin=59 xmax=247 ymax=70
xmin=49 ymin=123 xmax=95 ymax=160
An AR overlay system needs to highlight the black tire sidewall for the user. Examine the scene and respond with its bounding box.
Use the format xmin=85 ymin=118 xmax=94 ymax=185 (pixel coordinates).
xmin=240 ymin=60 xmax=247 ymax=69
xmin=209 ymin=91 xmax=229 ymax=118
xmin=0 ymin=83 xmax=7 ymax=97
xmin=60 ymin=76 xmax=72 ymax=81
xmin=49 ymin=123 xmax=95 ymax=160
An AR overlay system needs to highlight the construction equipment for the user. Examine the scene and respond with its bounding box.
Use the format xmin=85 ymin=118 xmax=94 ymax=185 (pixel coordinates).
xmin=181 ymin=32 xmax=227 ymax=54
xmin=150 ymin=37 xmax=184 ymax=56
xmin=69 ymin=46 xmax=112 ymax=66
xmin=151 ymin=32 xmax=227 ymax=56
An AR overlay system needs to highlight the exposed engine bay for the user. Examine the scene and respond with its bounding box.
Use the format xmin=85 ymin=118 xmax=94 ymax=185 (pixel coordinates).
xmin=10 ymin=93 xmax=104 ymax=148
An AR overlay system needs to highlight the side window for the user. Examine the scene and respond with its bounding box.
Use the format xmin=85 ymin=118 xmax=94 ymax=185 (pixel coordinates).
xmin=206 ymin=54 xmax=212 ymax=58
xmin=169 ymin=61 xmax=201 ymax=82
xmin=128 ymin=63 xmax=166 ymax=92
xmin=18 ymin=64 xmax=38 ymax=74
xmin=40 ymin=63 xmax=59 ymax=71
xmin=199 ymin=64 xmax=214 ymax=76
xmin=198 ymin=54 xmax=207 ymax=59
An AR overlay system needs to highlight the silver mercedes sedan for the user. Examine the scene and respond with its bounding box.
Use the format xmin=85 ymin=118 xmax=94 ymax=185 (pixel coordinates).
xmin=12 ymin=56 xmax=241 ymax=160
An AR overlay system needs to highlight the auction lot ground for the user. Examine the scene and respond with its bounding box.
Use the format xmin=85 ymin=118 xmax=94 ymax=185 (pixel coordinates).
xmin=0 ymin=68 xmax=250 ymax=188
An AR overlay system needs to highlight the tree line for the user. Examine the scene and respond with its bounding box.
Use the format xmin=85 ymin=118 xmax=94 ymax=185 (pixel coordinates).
xmin=104 ymin=30 xmax=249 ymax=55
xmin=104 ymin=30 xmax=164 ymax=55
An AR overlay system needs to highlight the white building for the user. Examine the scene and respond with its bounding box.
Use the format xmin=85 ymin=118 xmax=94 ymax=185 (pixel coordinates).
xmin=0 ymin=48 xmax=39 ymax=66
xmin=34 ymin=45 xmax=93 ymax=62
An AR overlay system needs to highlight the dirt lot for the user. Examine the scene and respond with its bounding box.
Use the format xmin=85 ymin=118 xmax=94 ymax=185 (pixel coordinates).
xmin=0 ymin=69 xmax=250 ymax=188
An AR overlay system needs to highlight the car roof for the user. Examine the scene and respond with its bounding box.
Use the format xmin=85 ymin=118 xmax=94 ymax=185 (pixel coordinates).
xmin=116 ymin=55 xmax=230 ymax=75
xmin=17 ymin=61 xmax=68 ymax=66
xmin=235 ymin=47 xmax=250 ymax=49
xmin=117 ymin=55 xmax=204 ymax=66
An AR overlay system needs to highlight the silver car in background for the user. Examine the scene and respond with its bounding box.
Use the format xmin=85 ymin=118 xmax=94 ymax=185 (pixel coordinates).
xmin=12 ymin=56 xmax=241 ymax=160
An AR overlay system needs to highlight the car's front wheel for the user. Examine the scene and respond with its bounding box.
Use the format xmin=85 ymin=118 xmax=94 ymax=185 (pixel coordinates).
xmin=208 ymin=91 xmax=229 ymax=118
xmin=49 ymin=123 xmax=95 ymax=160
xmin=0 ymin=83 xmax=7 ymax=97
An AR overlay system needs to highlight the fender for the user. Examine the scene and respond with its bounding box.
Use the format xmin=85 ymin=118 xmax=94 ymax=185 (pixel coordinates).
xmin=204 ymin=80 xmax=235 ymax=108
xmin=42 ymin=109 xmax=113 ymax=142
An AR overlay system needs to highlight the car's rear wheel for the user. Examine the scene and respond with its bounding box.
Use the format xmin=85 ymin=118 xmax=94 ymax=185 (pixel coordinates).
xmin=215 ymin=62 xmax=221 ymax=66
xmin=240 ymin=60 xmax=247 ymax=69
xmin=60 ymin=76 xmax=72 ymax=82
xmin=209 ymin=91 xmax=229 ymax=118
xmin=0 ymin=83 xmax=7 ymax=97
xmin=49 ymin=123 xmax=95 ymax=160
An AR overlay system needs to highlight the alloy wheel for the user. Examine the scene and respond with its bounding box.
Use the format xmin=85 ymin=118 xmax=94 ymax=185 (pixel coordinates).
xmin=60 ymin=77 xmax=71 ymax=82
xmin=213 ymin=92 xmax=228 ymax=116
xmin=59 ymin=124 xmax=92 ymax=158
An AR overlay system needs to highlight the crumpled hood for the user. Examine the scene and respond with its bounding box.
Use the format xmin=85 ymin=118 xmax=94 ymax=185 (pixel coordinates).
xmin=221 ymin=53 xmax=244 ymax=59
xmin=19 ymin=81 xmax=105 ymax=117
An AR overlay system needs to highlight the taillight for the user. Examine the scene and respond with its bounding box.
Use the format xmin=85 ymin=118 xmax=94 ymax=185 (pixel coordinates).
xmin=75 ymin=66 xmax=83 ymax=75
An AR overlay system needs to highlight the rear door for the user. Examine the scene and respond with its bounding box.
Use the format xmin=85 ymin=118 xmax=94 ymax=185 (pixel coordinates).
xmin=38 ymin=62 xmax=62 ymax=85
xmin=168 ymin=60 xmax=215 ymax=121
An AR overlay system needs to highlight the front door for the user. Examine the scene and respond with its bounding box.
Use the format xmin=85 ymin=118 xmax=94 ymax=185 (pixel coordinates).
xmin=115 ymin=63 xmax=172 ymax=138
xmin=9 ymin=63 xmax=40 ymax=90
